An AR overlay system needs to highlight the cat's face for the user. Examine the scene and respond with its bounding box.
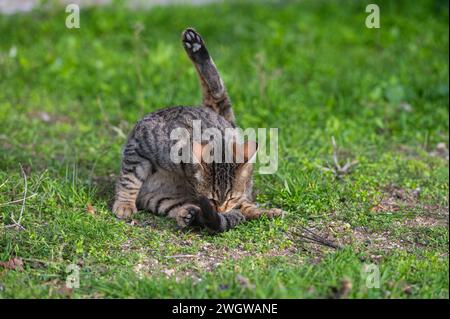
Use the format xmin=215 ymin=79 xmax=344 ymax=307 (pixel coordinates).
xmin=194 ymin=162 xmax=253 ymax=212
xmin=192 ymin=141 xmax=257 ymax=212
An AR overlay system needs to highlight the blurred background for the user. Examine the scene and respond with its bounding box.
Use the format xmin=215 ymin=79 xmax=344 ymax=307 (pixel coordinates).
xmin=0 ymin=0 xmax=219 ymax=14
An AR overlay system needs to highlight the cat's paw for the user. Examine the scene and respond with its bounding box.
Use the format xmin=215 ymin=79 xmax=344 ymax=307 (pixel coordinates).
xmin=182 ymin=28 xmax=208 ymax=61
xmin=182 ymin=28 xmax=203 ymax=53
xmin=176 ymin=205 xmax=200 ymax=228
xmin=113 ymin=201 xmax=137 ymax=220
xmin=266 ymin=208 xmax=285 ymax=219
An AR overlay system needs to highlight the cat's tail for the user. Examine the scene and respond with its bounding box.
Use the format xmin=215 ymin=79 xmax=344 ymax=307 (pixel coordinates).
xmin=197 ymin=196 xmax=245 ymax=233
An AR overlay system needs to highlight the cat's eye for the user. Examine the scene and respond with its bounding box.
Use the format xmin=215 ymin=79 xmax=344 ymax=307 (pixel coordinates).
xmin=209 ymin=198 xmax=219 ymax=205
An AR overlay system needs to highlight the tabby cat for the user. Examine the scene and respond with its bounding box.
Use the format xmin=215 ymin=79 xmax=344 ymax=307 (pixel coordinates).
xmin=112 ymin=28 xmax=283 ymax=233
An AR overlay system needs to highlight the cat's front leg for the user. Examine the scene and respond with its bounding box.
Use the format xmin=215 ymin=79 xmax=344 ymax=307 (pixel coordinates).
xmin=113 ymin=164 xmax=149 ymax=219
xmin=172 ymin=205 xmax=201 ymax=228
xmin=113 ymin=143 xmax=152 ymax=219
xmin=136 ymin=191 xmax=200 ymax=228
xmin=238 ymin=200 xmax=284 ymax=220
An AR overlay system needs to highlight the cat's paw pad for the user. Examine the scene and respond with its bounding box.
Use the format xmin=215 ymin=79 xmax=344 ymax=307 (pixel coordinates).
xmin=266 ymin=208 xmax=285 ymax=219
xmin=113 ymin=201 xmax=137 ymax=220
xmin=176 ymin=205 xmax=200 ymax=228
xmin=182 ymin=28 xmax=204 ymax=54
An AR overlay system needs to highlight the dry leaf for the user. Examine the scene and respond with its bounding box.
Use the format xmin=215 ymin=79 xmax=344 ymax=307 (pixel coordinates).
xmin=86 ymin=203 xmax=96 ymax=215
xmin=0 ymin=257 xmax=24 ymax=271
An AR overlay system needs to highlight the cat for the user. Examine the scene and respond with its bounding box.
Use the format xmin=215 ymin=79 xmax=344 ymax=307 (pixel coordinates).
xmin=112 ymin=28 xmax=283 ymax=233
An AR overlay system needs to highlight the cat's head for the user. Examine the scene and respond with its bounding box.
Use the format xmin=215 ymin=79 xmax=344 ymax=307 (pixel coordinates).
xmin=192 ymin=140 xmax=257 ymax=213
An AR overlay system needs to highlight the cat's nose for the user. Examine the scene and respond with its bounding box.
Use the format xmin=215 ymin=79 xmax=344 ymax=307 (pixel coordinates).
xmin=217 ymin=205 xmax=227 ymax=213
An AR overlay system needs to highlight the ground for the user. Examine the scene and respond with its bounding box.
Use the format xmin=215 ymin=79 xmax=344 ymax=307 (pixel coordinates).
xmin=0 ymin=0 xmax=448 ymax=298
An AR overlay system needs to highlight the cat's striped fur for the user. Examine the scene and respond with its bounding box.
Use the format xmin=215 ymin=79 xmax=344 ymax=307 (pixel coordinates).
xmin=112 ymin=28 xmax=283 ymax=232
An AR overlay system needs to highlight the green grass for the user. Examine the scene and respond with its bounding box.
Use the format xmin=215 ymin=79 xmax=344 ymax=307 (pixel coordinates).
xmin=0 ymin=0 xmax=448 ymax=298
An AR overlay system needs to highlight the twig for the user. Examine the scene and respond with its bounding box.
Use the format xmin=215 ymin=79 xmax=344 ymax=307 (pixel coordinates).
xmin=290 ymin=225 xmax=342 ymax=250
xmin=19 ymin=257 xmax=63 ymax=266
xmin=299 ymin=233 xmax=341 ymax=249
xmin=332 ymin=136 xmax=340 ymax=170
xmin=0 ymin=193 xmax=37 ymax=207
xmin=316 ymin=136 xmax=359 ymax=179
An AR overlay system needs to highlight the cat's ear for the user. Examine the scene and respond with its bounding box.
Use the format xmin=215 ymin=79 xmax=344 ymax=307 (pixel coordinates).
xmin=233 ymin=141 xmax=258 ymax=164
xmin=192 ymin=141 xmax=209 ymax=170
xmin=243 ymin=141 xmax=258 ymax=163
xmin=192 ymin=141 xmax=204 ymax=165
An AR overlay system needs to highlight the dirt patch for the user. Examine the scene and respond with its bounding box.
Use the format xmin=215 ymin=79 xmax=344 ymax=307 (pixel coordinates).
xmin=394 ymin=215 xmax=448 ymax=228
xmin=371 ymin=184 xmax=448 ymax=217
xmin=289 ymin=213 xmax=448 ymax=265
xmin=350 ymin=228 xmax=404 ymax=251
xmin=291 ymin=221 xmax=407 ymax=255
xmin=131 ymin=242 xmax=299 ymax=282
xmin=371 ymin=185 xmax=420 ymax=213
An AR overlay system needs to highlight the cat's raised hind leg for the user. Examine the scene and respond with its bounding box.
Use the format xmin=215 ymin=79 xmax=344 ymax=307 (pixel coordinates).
xmin=182 ymin=28 xmax=235 ymax=124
